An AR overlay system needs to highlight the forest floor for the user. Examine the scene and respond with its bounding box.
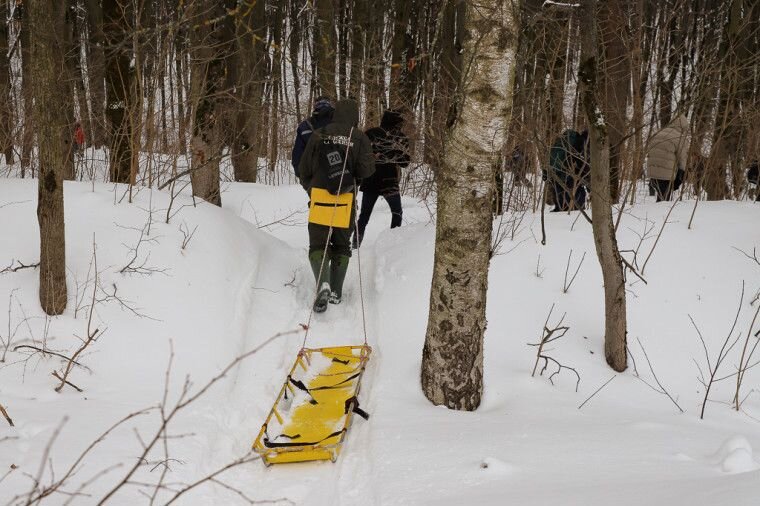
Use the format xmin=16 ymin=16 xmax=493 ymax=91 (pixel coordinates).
xmin=1 ymin=177 xmax=760 ymax=505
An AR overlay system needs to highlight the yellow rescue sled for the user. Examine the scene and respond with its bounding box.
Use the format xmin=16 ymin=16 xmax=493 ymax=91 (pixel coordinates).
xmin=252 ymin=345 xmax=371 ymax=465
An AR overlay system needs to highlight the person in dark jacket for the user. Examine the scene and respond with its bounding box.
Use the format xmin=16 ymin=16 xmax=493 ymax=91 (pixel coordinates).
xmin=299 ymin=99 xmax=375 ymax=312
xmin=546 ymin=129 xmax=589 ymax=212
xmin=291 ymin=96 xmax=334 ymax=179
xmin=747 ymin=160 xmax=760 ymax=201
xmin=354 ymin=110 xmax=410 ymax=248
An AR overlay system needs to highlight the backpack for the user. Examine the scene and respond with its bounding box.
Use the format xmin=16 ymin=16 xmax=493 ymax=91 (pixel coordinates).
xmin=318 ymin=129 xmax=355 ymax=195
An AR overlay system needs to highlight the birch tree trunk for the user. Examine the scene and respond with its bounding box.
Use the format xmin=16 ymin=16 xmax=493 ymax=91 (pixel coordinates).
xmin=0 ymin=2 xmax=13 ymax=164
xmin=30 ymin=0 xmax=69 ymax=315
xmin=578 ymin=0 xmax=627 ymax=372
xmin=421 ymin=0 xmax=519 ymax=411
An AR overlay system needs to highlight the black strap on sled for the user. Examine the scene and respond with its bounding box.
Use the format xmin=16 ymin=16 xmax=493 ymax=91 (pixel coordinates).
xmin=345 ymin=396 xmax=370 ymax=420
xmin=262 ymin=423 xmax=347 ymax=448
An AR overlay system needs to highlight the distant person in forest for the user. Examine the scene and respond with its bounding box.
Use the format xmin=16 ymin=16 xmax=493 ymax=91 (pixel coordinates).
xmin=546 ymin=129 xmax=589 ymax=212
xmin=291 ymin=96 xmax=334 ymax=181
xmin=354 ymin=110 xmax=409 ymax=248
xmin=508 ymin=145 xmax=532 ymax=188
xmin=73 ymin=122 xmax=85 ymax=154
xmin=747 ymin=159 xmax=760 ymax=201
xmin=646 ymin=115 xmax=689 ymax=202
xmin=299 ymin=98 xmax=375 ymax=312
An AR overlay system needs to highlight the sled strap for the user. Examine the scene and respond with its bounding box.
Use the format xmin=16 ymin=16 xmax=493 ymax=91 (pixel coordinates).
xmin=345 ymin=396 xmax=370 ymax=420
xmin=262 ymin=426 xmax=347 ymax=448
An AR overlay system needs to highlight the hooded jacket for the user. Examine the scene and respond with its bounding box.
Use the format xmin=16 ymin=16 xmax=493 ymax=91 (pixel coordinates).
xmin=360 ymin=110 xmax=410 ymax=195
xmin=298 ymin=99 xmax=375 ymax=193
xmin=647 ymin=115 xmax=689 ymax=181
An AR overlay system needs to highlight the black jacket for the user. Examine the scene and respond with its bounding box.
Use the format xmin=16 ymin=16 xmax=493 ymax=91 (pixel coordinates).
xmin=298 ymin=99 xmax=375 ymax=193
xmin=291 ymin=107 xmax=333 ymax=177
xmin=360 ymin=111 xmax=410 ymax=195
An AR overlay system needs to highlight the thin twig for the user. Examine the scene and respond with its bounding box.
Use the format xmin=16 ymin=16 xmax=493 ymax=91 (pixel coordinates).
xmin=578 ymin=375 xmax=616 ymax=410
xmin=0 ymin=402 xmax=13 ymax=426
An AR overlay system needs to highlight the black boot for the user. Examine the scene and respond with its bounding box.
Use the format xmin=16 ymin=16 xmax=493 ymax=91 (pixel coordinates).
xmin=329 ymin=254 xmax=350 ymax=304
xmin=309 ymin=250 xmax=331 ymax=313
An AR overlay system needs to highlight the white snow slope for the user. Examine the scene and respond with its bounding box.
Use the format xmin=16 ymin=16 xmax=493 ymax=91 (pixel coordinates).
xmin=1 ymin=177 xmax=760 ymax=505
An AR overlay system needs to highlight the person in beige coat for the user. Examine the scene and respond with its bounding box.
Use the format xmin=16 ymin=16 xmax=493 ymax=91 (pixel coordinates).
xmin=646 ymin=115 xmax=689 ymax=201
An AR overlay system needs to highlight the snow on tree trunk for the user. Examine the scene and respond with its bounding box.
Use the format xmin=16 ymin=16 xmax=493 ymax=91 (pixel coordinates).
xmin=421 ymin=0 xmax=519 ymax=411
xmin=30 ymin=0 xmax=70 ymax=315
xmin=578 ymin=0 xmax=627 ymax=372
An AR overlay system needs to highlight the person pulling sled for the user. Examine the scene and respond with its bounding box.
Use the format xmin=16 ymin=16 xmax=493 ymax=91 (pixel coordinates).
xmin=298 ymin=99 xmax=375 ymax=313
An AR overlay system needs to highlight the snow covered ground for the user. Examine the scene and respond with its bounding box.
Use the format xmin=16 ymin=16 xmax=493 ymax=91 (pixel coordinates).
xmin=1 ymin=176 xmax=760 ymax=505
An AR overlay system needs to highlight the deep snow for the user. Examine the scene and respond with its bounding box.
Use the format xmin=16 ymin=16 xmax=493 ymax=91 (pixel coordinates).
xmin=1 ymin=177 xmax=760 ymax=505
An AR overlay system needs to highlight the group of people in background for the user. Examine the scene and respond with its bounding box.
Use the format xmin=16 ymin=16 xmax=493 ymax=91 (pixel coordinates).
xmin=290 ymin=98 xmax=759 ymax=308
xmin=291 ymin=97 xmax=409 ymax=312
xmin=529 ymin=113 xmax=760 ymax=210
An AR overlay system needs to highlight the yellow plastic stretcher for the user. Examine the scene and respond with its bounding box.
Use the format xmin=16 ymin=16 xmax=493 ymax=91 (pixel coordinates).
xmin=252 ymin=345 xmax=371 ymax=465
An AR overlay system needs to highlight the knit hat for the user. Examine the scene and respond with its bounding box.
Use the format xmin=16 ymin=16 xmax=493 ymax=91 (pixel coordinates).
xmin=313 ymin=96 xmax=334 ymax=112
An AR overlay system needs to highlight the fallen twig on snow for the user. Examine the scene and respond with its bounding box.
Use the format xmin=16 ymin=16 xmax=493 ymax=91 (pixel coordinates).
xmin=634 ymin=338 xmax=683 ymax=413
xmin=530 ymin=305 xmax=579 ymax=391
xmin=578 ymin=375 xmax=616 ymax=410
xmin=0 ymin=402 xmax=13 ymax=426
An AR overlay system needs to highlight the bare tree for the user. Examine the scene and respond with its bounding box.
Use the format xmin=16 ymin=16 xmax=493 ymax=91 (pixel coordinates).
xmin=578 ymin=0 xmax=627 ymax=372
xmin=30 ymin=0 xmax=71 ymax=315
xmin=187 ymin=0 xmax=234 ymax=206
xmin=103 ymin=0 xmax=136 ymax=184
xmin=421 ymin=0 xmax=519 ymax=410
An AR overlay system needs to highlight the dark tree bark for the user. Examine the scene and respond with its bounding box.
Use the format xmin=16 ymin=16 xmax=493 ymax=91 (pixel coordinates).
xmin=229 ymin=0 xmax=266 ymax=183
xmin=188 ymin=0 xmax=235 ymax=205
xmin=103 ymin=0 xmax=135 ymax=184
xmin=30 ymin=0 xmax=70 ymax=315
xmin=315 ymin=0 xmax=337 ymax=98
xmin=600 ymin=0 xmax=631 ymax=201
xmin=84 ymin=0 xmax=107 ymax=148
xmin=579 ymin=0 xmax=627 ymax=372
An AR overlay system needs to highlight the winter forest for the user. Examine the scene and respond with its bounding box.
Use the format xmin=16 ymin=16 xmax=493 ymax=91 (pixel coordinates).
xmin=1 ymin=0 xmax=760 ymax=504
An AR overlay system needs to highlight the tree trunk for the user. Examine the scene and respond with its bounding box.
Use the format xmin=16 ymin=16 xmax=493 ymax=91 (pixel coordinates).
xmin=85 ymin=0 xmax=107 ymax=148
xmin=229 ymin=0 xmax=265 ymax=183
xmin=103 ymin=0 xmax=135 ymax=184
xmin=0 ymin=2 xmax=14 ymax=164
xmin=30 ymin=0 xmax=69 ymax=315
xmin=600 ymin=0 xmax=631 ymax=201
xmin=421 ymin=0 xmax=519 ymax=410
xmin=188 ymin=0 xmax=234 ymax=205
xmin=315 ymin=0 xmax=337 ymax=98
xmin=20 ymin=7 xmax=34 ymax=174
xmin=578 ymin=0 xmax=627 ymax=372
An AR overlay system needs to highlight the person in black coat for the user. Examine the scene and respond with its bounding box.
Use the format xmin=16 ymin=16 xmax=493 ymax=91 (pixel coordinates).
xmin=291 ymin=96 xmax=334 ymax=179
xmin=546 ymin=129 xmax=590 ymax=212
xmin=354 ymin=110 xmax=410 ymax=248
xmin=299 ymin=99 xmax=375 ymax=312
xmin=748 ymin=160 xmax=760 ymax=201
